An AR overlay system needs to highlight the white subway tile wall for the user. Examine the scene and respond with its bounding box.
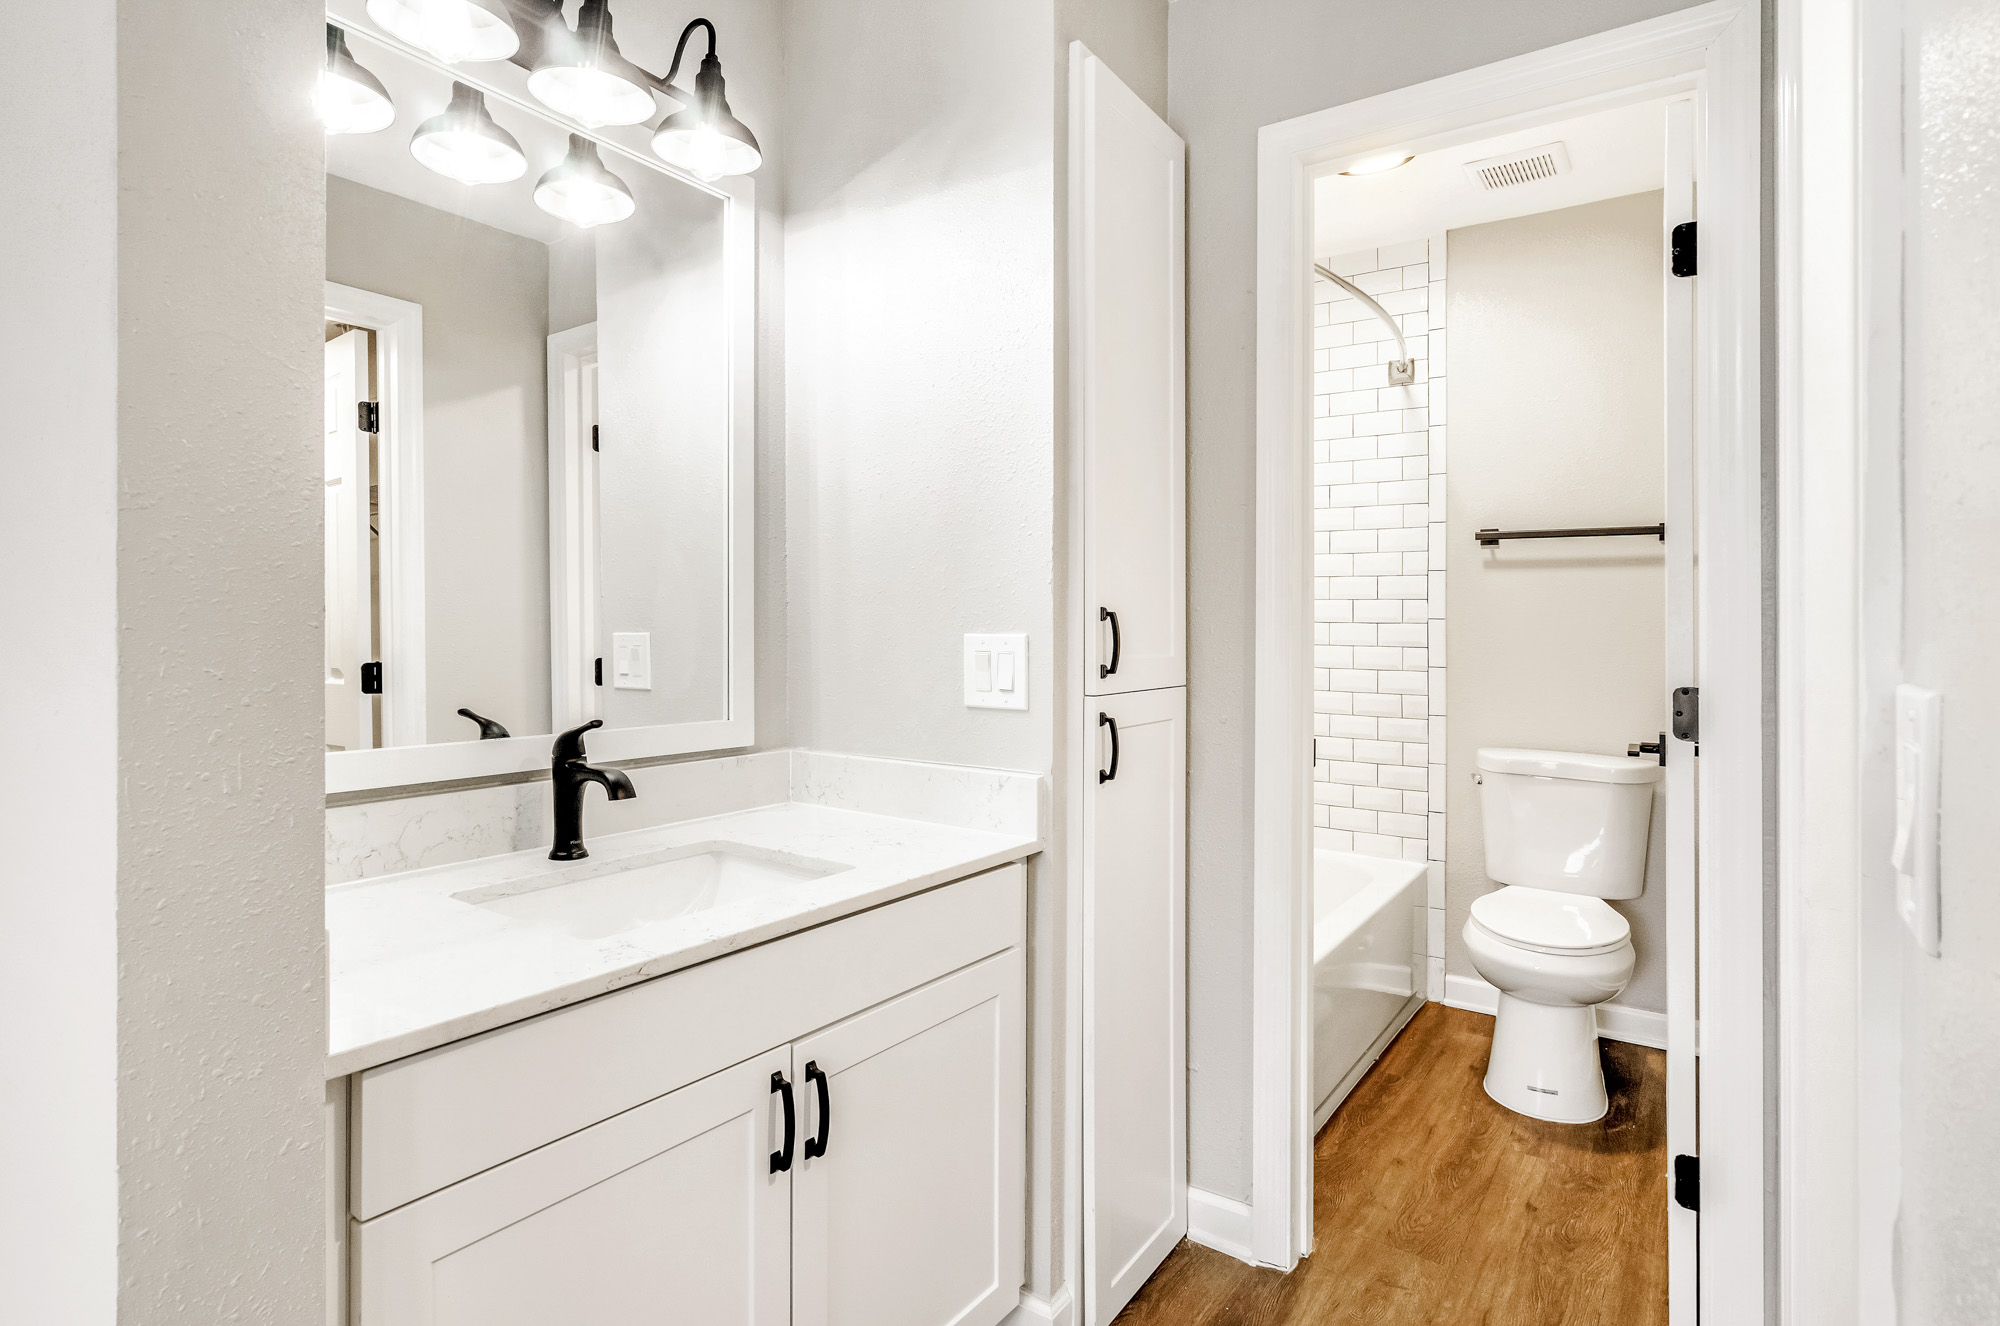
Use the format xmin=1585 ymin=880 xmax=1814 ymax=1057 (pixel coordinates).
xmin=1312 ymin=238 xmax=1450 ymax=996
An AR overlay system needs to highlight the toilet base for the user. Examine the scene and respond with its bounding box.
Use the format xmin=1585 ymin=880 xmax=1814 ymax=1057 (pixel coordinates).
xmin=1482 ymin=993 xmax=1608 ymax=1124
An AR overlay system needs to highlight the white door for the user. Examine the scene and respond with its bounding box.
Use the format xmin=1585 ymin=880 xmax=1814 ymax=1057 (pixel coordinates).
xmin=354 ymin=1048 xmax=791 ymax=1326
xmin=791 ymin=953 xmax=1025 ymax=1326
xmin=1082 ymin=685 xmax=1187 ymax=1326
xmin=1661 ymin=95 xmax=1699 ymax=1326
xmin=1075 ymin=47 xmax=1186 ymax=697
xmin=325 ymin=329 xmax=373 ymax=751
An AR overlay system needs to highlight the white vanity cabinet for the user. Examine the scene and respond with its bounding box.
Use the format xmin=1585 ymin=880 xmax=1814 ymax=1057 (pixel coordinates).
xmin=336 ymin=862 xmax=1027 ymax=1326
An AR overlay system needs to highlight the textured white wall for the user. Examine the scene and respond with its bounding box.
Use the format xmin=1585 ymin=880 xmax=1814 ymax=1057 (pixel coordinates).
xmin=117 ymin=0 xmax=330 ymax=1318
xmin=1167 ymin=0 xmax=1693 ymax=1202
xmin=1899 ymin=0 xmax=2000 ymax=1316
xmin=1444 ymin=192 xmax=1669 ymax=1015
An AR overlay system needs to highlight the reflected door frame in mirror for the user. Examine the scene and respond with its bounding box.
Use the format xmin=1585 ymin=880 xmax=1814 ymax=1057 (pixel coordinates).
xmin=323 ymin=5 xmax=756 ymax=796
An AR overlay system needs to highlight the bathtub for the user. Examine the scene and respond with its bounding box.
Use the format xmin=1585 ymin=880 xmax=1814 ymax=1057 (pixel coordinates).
xmin=1312 ymin=850 xmax=1428 ymax=1131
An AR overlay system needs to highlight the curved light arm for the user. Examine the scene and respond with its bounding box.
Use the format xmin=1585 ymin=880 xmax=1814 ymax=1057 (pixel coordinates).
xmin=1312 ymin=262 xmax=1410 ymax=366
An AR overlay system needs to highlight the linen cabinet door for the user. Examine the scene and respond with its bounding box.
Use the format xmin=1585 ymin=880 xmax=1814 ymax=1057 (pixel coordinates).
xmin=1076 ymin=49 xmax=1186 ymax=697
xmin=354 ymin=1048 xmax=791 ymax=1326
xmin=1082 ymin=685 xmax=1186 ymax=1326
xmin=791 ymin=951 xmax=1026 ymax=1326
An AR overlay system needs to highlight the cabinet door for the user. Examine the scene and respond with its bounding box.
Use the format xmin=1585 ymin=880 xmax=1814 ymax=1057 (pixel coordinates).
xmin=1082 ymin=686 xmax=1186 ymax=1326
xmin=791 ymin=952 xmax=1026 ymax=1326
xmin=1076 ymin=49 xmax=1186 ymax=696
xmin=354 ymin=1049 xmax=790 ymax=1326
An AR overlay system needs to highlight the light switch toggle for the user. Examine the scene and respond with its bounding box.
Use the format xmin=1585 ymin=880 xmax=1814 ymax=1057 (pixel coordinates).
xmin=964 ymin=634 xmax=1028 ymax=710
xmin=612 ymin=633 xmax=652 ymax=691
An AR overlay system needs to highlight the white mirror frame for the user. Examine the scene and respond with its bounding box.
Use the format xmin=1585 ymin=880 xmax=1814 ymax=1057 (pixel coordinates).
xmin=324 ymin=3 xmax=756 ymax=795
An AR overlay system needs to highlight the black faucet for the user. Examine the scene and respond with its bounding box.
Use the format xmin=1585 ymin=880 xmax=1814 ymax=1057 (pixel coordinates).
xmin=549 ymin=719 xmax=637 ymax=861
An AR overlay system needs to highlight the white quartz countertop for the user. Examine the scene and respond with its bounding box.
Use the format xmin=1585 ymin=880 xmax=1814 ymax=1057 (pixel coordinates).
xmin=326 ymin=801 xmax=1038 ymax=1078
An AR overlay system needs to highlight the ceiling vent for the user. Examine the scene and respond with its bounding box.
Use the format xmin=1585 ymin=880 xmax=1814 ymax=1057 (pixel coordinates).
xmin=1463 ymin=142 xmax=1573 ymax=192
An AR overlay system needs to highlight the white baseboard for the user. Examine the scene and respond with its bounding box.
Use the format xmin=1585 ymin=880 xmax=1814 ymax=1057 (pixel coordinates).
xmin=1186 ymin=1186 xmax=1258 ymax=1266
xmin=1442 ymin=973 xmax=1667 ymax=1049
xmin=1001 ymin=1287 xmax=1074 ymax=1326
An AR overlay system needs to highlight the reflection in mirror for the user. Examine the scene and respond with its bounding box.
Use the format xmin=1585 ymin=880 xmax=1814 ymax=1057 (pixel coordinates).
xmin=321 ymin=25 xmax=733 ymax=756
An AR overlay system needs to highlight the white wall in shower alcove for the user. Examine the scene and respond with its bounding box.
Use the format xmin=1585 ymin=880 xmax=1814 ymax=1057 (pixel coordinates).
xmin=1310 ymin=236 xmax=1449 ymax=997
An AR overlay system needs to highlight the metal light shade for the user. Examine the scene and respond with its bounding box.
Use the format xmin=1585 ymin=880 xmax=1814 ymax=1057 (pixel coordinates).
xmin=410 ymin=82 xmax=527 ymax=185
xmin=319 ymin=25 xmax=395 ymax=135
xmin=527 ymin=0 xmax=656 ymax=129
xmin=649 ymin=53 xmax=761 ymax=180
xmin=366 ymin=0 xmax=519 ymax=64
xmin=534 ymin=135 xmax=637 ymax=228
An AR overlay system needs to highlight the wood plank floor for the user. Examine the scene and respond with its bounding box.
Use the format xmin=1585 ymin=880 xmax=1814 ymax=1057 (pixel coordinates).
xmin=1114 ymin=1003 xmax=1667 ymax=1326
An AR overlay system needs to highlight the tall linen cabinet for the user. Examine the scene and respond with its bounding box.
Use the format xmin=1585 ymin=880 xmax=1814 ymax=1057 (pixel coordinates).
xmin=1068 ymin=43 xmax=1188 ymax=1326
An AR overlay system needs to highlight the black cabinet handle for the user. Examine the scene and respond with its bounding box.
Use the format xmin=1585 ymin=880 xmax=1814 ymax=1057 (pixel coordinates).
xmin=770 ymin=1071 xmax=795 ymax=1173
xmin=804 ymin=1060 xmax=832 ymax=1160
xmin=1098 ymin=712 xmax=1120 ymax=783
xmin=1099 ymin=607 xmax=1121 ymax=679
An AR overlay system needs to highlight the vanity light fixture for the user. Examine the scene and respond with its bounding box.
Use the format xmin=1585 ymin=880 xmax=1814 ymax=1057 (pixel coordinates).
xmin=319 ymin=25 xmax=396 ymax=135
xmin=649 ymin=19 xmax=762 ymax=181
xmin=1339 ymin=151 xmax=1416 ymax=176
xmin=366 ymin=0 xmax=519 ymax=65
xmin=410 ymin=82 xmax=527 ymax=184
xmin=534 ymin=134 xmax=637 ymax=228
xmin=527 ymin=0 xmax=656 ymax=129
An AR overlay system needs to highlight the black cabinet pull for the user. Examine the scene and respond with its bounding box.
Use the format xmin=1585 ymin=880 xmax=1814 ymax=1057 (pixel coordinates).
xmin=1099 ymin=607 xmax=1121 ymax=679
xmin=1098 ymin=712 xmax=1120 ymax=783
xmin=803 ymin=1060 xmax=832 ymax=1159
xmin=770 ymin=1071 xmax=795 ymax=1173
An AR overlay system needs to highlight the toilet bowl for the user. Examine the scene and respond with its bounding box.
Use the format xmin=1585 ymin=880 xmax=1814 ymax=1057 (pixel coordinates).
xmin=1468 ymin=748 xmax=1660 ymax=1124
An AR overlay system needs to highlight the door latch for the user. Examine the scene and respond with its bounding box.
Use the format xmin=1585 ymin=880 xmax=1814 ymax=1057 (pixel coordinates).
xmin=1672 ymin=686 xmax=1699 ymax=743
xmin=360 ymin=661 xmax=383 ymax=694
xmin=1628 ymin=732 xmax=1666 ymax=766
xmin=1673 ymin=1154 xmax=1700 ymax=1211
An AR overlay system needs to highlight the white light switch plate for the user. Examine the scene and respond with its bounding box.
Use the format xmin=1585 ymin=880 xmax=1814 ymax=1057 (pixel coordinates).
xmin=1892 ymin=683 xmax=1941 ymax=955
xmin=964 ymin=634 xmax=1028 ymax=710
xmin=611 ymin=632 xmax=652 ymax=691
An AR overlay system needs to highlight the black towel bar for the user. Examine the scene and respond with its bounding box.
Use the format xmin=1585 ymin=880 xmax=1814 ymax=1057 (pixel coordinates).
xmin=1474 ymin=524 xmax=1665 ymax=546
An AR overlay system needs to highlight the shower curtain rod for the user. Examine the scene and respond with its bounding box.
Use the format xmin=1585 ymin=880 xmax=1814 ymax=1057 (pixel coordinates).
xmin=1312 ymin=262 xmax=1412 ymax=370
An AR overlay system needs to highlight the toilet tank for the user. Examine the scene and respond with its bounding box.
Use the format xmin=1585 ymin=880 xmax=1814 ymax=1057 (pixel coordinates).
xmin=1476 ymin=748 xmax=1662 ymax=899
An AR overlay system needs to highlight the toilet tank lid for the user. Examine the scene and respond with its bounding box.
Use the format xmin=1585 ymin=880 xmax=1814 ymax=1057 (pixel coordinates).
xmin=1476 ymin=747 xmax=1664 ymax=784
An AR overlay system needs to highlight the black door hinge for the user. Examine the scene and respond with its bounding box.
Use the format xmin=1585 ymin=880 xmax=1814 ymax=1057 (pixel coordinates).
xmin=360 ymin=661 xmax=383 ymax=694
xmin=1674 ymin=1154 xmax=1700 ymax=1211
xmin=1671 ymin=222 xmax=1697 ymax=277
xmin=358 ymin=401 xmax=380 ymax=433
xmin=1672 ymin=686 xmax=1699 ymax=744
xmin=594 ymin=657 xmax=603 ymax=687
xmin=591 ymin=423 xmax=600 ymax=452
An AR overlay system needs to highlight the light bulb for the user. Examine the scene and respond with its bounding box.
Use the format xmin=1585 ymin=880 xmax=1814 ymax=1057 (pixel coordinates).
xmin=410 ymin=83 xmax=526 ymax=185
xmin=319 ymin=27 xmax=395 ymax=135
xmin=527 ymin=0 xmax=655 ymax=129
xmin=366 ymin=0 xmax=518 ymax=64
xmin=534 ymin=135 xmax=637 ymax=228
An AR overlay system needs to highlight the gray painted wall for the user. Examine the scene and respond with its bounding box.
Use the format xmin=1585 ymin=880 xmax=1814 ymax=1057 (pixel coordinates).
xmin=1899 ymin=0 xmax=2000 ymax=1316
xmin=1167 ymin=0 xmax=1694 ymax=1203
xmin=1444 ymin=193 xmax=1669 ymax=1014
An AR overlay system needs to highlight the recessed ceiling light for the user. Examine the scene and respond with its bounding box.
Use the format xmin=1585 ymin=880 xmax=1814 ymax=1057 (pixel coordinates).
xmin=1340 ymin=152 xmax=1415 ymax=177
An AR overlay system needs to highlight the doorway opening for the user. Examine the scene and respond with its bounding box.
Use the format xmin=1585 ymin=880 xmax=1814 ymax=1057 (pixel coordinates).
xmin=1247 ymin=6 xmax=1765 ymax=1323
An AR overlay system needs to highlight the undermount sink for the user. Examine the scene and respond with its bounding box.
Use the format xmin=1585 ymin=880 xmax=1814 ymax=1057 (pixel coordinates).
xmin=455 ymin=842 xmax=852 ymax=941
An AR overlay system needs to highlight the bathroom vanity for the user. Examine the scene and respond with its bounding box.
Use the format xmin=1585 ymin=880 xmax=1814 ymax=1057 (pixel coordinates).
xmin=325 ymin=766 xmax=1040 ymax=1325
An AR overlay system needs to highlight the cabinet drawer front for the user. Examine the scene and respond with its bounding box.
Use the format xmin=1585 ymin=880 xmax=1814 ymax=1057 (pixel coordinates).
xmin=355 ymin=1049 xmax=791 ymax=1326
xmin=354 ymin=863 xmax=1025 ymax=1219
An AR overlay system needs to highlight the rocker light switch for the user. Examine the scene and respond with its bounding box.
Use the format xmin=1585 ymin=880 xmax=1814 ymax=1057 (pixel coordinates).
xmin=965 ymin=634 xmax=1028 ymax=710
xmin=612 ymin=633 xmax=652 ymax=691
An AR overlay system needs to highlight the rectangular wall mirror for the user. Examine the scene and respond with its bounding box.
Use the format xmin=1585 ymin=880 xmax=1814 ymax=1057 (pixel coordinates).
xmin=322 ymin=5 xmax=753 ymax=795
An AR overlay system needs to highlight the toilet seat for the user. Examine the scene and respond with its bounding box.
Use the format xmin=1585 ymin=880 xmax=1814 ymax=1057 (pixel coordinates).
xmin=1469 ymin=886 xmax=1630 ymax=957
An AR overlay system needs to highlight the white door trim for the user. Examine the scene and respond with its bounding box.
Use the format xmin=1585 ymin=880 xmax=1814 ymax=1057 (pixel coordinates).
xmin=547 ymin=322 xmax=600 ymax=733
xmin=324 ymin=280 xmax=426 ymax=749
xmin=1251 ymin=8 xmax=1766 ymax=1320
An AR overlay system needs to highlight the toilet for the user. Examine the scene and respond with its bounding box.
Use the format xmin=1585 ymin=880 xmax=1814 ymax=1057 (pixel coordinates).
xmin=1465 ymin=747 xmax=1661 ymax=1123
